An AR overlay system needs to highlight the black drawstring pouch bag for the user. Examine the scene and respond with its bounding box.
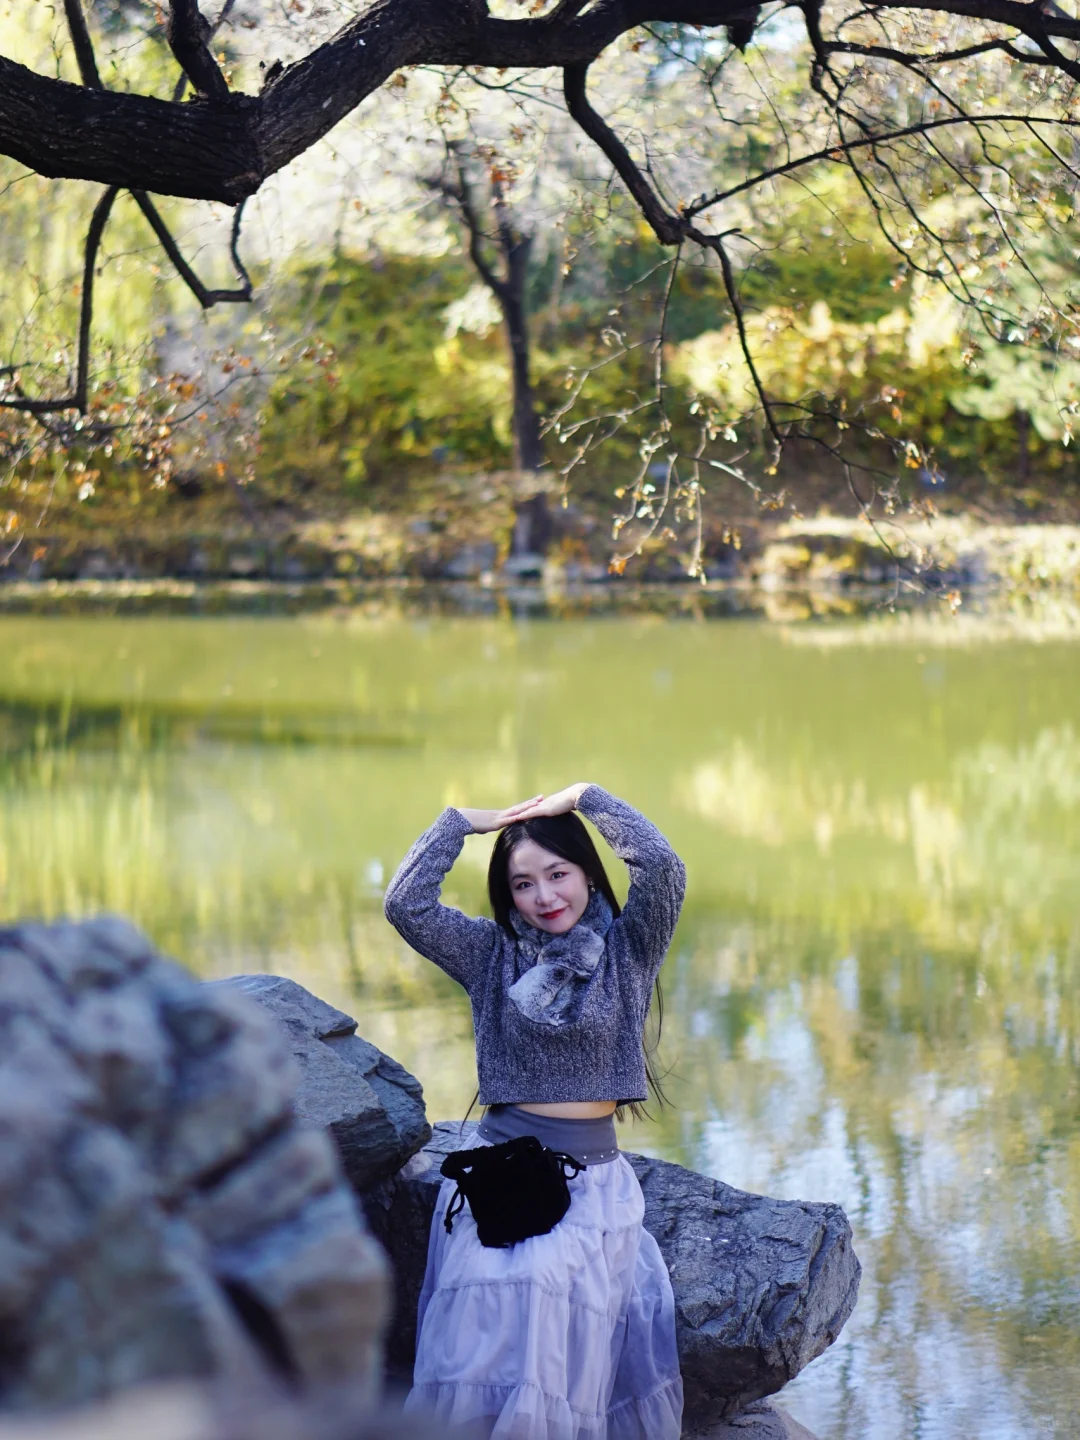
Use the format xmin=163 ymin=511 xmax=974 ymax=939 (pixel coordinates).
xmin=440 ymin=1135 xmax=585 ymax=1248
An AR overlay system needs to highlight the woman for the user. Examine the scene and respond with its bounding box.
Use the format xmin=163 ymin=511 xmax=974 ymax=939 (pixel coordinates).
xmin=383 ymin=782 xmax=685 ymax=1440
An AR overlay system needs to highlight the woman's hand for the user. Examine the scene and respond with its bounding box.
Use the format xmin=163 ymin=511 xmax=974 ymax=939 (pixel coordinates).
xmin=501 ymin=784 xmax=590 ymax=821
xmin=456 ymin=796 xmax=543 ymax=835
xmin=456 ymin=784 xmax=590 ymax=834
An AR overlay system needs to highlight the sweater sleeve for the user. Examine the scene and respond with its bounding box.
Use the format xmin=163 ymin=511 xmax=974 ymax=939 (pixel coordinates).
xmin=576 ymin=785 xmax=686 ymax=970
xmin=383 ymin=808 xmax=499 ymax=993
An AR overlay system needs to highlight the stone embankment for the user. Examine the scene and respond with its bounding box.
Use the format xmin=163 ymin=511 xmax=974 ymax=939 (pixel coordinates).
xmin=4 ymin=508 xmax=1080 ymax=601
xmin=0 ymin=923 xmax=859 ymax=1439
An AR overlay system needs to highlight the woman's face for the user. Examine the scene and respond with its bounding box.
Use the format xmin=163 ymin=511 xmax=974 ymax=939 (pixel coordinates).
xmin=508 ymin=840 xmax=591 ymax=935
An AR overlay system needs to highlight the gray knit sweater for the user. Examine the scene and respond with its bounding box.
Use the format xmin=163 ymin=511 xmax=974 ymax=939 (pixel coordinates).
xmin=383 ymin=786 xmax=685 ymax=1105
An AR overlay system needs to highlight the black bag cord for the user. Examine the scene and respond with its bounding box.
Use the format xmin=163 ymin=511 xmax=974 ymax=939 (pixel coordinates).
xmin=443 ymin=1186 xmax=468 ymax=1234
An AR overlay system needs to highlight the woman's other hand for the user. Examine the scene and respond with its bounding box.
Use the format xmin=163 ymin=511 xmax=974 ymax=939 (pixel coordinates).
xmin=456 ymin=796 xmax=543 ymax=834
xmin=503 ymin=784 xmax=590 ymax=821
xmin=456 ymin=785 xmax=590 ymax=834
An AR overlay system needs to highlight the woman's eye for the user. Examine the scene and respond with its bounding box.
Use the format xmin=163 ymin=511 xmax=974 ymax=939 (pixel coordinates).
xmin=551 ymin=871 xmax=566 ymax=880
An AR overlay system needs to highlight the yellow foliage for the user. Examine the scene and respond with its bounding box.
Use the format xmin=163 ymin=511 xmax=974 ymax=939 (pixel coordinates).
xmin=671 ymin=286 xmax=960 ymax=412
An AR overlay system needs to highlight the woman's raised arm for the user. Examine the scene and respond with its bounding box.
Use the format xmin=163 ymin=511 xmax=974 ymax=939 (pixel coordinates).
xmin=576 ymin=786 xmax=685 ymax=962
xmin=383 ymin=796 xmax=544 ymax=991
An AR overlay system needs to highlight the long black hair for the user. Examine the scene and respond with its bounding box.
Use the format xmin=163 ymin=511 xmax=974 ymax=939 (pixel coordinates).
xmin=487 ymin=811 xmax=668 ymax=1119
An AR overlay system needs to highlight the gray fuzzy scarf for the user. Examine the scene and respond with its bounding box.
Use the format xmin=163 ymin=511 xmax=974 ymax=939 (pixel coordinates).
xmin=506 ymin=891 xmax=614 ymax=1028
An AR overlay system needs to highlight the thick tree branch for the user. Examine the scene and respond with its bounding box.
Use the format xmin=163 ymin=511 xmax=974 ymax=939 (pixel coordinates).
xmin=0 ymin=56 xmax=258 ymax=201
xmin=0 ymin=1 xmax=777 ymax=204
xmin=903 ymin=0 xmax=1080 ymax=35
xmin=4 ymin=0 xmax=1080 ymax=204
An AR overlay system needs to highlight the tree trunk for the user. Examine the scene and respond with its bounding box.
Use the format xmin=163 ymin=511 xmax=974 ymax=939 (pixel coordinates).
xmin=1016 ymin=408 xmax=1030 ymax=485
xmin=501 ymin=232 xmax=544 ymax=474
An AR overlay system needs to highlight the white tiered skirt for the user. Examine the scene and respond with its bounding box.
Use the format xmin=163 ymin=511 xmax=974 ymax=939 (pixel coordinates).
xmin=404 ymin=1147 xmax=684 ymax=1440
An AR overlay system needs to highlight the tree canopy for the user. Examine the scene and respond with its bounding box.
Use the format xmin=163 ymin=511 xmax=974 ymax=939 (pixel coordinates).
xmin=4 ymin=0 xmax=1080 ymax=570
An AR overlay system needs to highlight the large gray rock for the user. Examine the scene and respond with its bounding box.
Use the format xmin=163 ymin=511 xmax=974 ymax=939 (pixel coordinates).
xmin=0 ymin=920 xmax=388 ymax=1414
xmin=363 ymin=1123 xmax=858 ymax=1427
xmin=687 ymin=1399 xmax=821 ymax=1439
xmin=209 ymin=976 xmax=430 ymax=1191
xmin=634 ymin=1151 xmax=857 ymax=1430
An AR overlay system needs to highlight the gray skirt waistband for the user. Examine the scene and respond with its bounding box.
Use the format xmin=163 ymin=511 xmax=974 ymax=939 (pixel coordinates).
xmin=477 ymin=1105 xmax=619 ymax=1166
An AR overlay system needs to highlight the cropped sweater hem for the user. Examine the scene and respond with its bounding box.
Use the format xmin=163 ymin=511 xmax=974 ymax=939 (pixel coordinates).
xmin=476 ymin=1089 xmax=647 ymax=1107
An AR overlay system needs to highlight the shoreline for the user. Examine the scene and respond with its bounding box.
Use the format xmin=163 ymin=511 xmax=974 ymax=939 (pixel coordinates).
xmin=3 ymin=512 xmax=1079 ymax=598
xmin=0 ymin=574 xmax=1077 ymax=639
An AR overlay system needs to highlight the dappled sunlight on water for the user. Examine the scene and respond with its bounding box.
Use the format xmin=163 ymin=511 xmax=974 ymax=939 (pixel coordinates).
xmin=0 ymin=611 xmax=1078 ymax=1438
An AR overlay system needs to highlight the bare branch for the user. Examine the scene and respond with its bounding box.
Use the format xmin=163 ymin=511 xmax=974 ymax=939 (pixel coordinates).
xmin=130 ymin=192 xmax=252 ymax=305
xmin=1019 ymin=17 xmax=1080 ymax=82
xmin=428 ymin=149 xmax=508 ymax=300
xmin=563 ymin=61 xmax=684 ymax=245
xmin=165 ymin=0 xmax=231 ymax=101
xmin=4 ymin=0 xmax=251 ymax=420
xmin=705 ymin=230 xmax=784 ymax=443
xmin=0 ymin=185 xmax=120 ymax=415
xmin=62 ymin=0 xmax=101 ymax=89
xmin=687 ymin=112 xmax=1080 ymax=218
xmin=822 ymin=36 xmax=1056 ymax=65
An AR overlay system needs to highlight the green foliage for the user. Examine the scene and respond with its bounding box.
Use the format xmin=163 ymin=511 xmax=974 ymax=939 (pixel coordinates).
xmin=257 ymin=224 xmax=1080 ymax=511
xmin=738 ymin=228 xmax=905 ymax=324
xmin=259 ymin=255 xmax=515 ymax=493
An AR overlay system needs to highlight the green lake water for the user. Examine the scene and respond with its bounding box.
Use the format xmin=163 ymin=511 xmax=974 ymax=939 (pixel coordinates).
xmin=1 ymin=601 xmax=1078 ymax=1439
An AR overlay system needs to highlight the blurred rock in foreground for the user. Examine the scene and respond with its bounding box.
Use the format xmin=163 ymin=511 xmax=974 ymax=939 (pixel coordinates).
xmin=207 ymin=974 xmax=430 ymax=1191
xmin=0 ymin=1384 xmax=449 ymax=1440
xmin=0 ymin=921 xmax=387 ymax=1413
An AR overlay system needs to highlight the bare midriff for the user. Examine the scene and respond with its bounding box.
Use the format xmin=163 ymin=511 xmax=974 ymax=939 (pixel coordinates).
xmin=516 ymin=1100 xmax=618 ymax=1118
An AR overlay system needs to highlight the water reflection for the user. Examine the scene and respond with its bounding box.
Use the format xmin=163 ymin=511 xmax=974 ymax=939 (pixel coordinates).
xmin=0 ymin=611 xmax=1077 ymax=1438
